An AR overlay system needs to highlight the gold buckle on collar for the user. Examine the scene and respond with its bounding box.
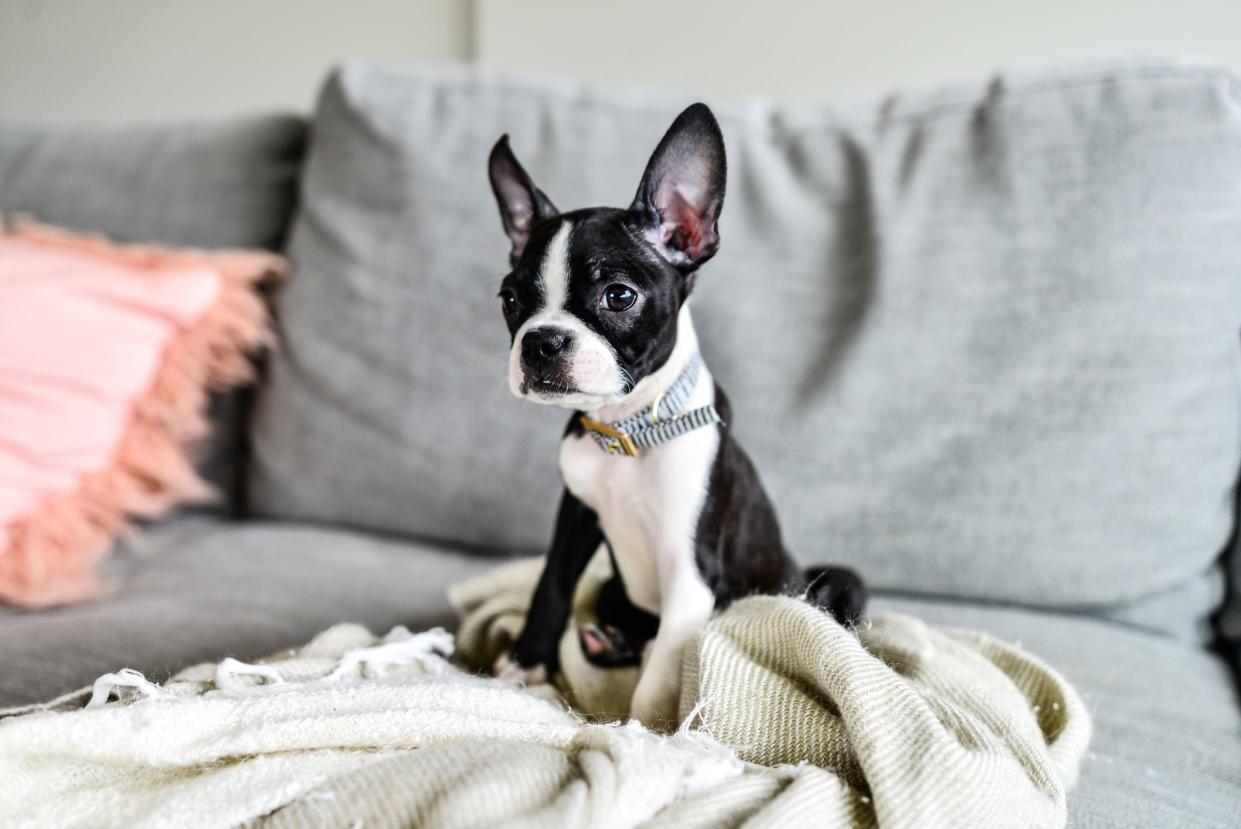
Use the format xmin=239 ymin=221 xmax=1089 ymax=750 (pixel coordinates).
xmin=579 ymin=416 xmax=639 ymax=457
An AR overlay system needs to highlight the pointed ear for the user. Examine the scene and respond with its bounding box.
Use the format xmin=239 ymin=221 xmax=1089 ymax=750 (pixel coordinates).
xmin=629 ymin=103 xmax=726 ymax=270
xmin=488 ymin=135 xmax=558 ymax=266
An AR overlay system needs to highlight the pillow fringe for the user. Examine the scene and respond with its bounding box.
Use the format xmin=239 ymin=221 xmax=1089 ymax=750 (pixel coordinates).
xmin=0 ymin=218 xmax=286 ymax=608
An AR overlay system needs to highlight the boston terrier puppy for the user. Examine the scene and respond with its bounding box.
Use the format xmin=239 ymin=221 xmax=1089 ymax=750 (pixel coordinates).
xmin=488 ymin=103 xmax=866 ymax=726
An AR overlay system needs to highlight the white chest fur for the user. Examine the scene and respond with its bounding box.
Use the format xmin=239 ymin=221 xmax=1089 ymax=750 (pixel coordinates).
xmin=555 ymin=309 xmax=722 ymax=725
xmin=559 ymin=363 xmax=719 ymax=614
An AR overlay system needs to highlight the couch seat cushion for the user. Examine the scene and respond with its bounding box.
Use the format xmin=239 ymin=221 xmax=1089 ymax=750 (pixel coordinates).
xmin=0 ymin=515 xmax=495 ymax=708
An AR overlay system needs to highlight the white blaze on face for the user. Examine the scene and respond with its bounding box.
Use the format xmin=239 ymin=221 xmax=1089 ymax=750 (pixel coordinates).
xmin=508 ymin=221 xmax=627 ymax=409
xmin=540 ymin=220 xmax=572 ymax=310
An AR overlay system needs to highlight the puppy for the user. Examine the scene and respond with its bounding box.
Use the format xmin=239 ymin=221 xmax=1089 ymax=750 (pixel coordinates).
xmin=488 ymin=103 xmax=866 ymax=726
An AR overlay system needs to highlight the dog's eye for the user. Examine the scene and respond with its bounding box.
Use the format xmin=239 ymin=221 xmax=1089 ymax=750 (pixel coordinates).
xmin=499 ymin=289 xmax=519 ymax=315
xmin=603 ymin=284 xmax=637 ymax=312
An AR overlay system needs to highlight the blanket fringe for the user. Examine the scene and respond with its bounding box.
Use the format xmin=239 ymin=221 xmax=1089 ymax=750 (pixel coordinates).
xmin=327 ymin=626 xmax=455 ymax=680
xmin=88 ymin=669 xmax=168 ymax=708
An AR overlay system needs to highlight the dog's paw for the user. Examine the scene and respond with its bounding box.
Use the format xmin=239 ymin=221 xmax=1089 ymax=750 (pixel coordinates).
xmin=492 ymin=652 xmax=549 ymax=686
xmin=629 ymin=670 xmax=681 ymax=730
xmin=578 ymin=623 xmax=644 ymax=668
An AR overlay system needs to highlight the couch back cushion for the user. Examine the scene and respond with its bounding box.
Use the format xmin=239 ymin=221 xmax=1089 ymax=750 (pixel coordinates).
xmin=0 ymin=115 xmax=305 ymax=249
xmin=250 ymin=61 xmax=1241 ymax=636
xmin=0 ymin=114 xmax=307 ymax=504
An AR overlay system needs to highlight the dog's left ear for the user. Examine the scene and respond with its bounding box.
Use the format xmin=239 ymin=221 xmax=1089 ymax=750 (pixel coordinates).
xmin=629 ymin=103 xmax=726 ymax=270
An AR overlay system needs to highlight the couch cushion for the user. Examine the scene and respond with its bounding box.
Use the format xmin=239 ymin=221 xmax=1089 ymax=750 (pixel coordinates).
xmin=0 ymin=515 xmax=494 ymax=708
xmin=250 ymin=60 xmax=1241 ymax=638
xmin=0 ymin=114 xmax=307 ymax=508
xmin=0 ymin=114 xmax=305 ymax=250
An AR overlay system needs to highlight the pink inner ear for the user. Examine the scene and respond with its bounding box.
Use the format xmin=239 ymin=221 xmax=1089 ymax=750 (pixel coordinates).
xmin=658 ymin=190 xmax=712 ymax=263
xmin=500 ymin=196 xmax=536 ymax=259
xmin=508 ymin=206 xmax=533 ymax=244
xmin=505 ymin=197 xmax=535 ymax=231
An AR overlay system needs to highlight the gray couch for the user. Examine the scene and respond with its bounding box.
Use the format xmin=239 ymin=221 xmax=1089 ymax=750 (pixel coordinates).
xmin=2 ymin=58 xmax=1239 ymax=827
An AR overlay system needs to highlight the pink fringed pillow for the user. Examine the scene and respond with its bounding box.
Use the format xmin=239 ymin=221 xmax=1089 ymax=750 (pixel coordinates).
xmin=0 ymin=218 xmax=285 ymax=607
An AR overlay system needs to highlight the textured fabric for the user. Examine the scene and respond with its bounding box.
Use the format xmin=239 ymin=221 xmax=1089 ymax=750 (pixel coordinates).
xmin=250 ymin=60 xmax=1241 ymax=643
xmin=0 ymin=114 xmax=305 ymax=250
xmin=454 ymin=558 xmax=1090 ymax=825
xmin=0 ymin=519 xmax=1234 ymax=824
xmin=0 ymin=603 xmax=1088 ymax=829
xmin=0 ymin=113 xmax=306 ymax=507
xmin=452 ymin=555 xmax=1241 ymax=829
xmin=0 ymin=516 xmax=496 ymax=707
xmin=1220 ymin=527 xmax=1241 ymax=673
xmin=876 ymin=596 xmax=1241 ymax=829
xmin=0 ymin=220 xmax=281 ymax=607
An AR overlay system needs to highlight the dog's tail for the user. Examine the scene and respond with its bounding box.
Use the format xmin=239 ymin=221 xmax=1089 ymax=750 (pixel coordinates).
xmin=804 ymin=565 xmax=868 ymax=627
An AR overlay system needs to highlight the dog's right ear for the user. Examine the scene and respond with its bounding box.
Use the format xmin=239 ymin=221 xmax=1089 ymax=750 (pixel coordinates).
xmin=488 ymin=135 xmax=558 ymax=267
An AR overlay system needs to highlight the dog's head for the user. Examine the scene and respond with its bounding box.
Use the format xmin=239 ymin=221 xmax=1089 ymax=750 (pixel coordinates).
xmin=488 ymin=103 xmax=726 ymax=411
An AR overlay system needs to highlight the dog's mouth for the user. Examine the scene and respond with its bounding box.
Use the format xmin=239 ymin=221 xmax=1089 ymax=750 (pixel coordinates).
xmin=520 ymin=378 xmax=579 ymax=396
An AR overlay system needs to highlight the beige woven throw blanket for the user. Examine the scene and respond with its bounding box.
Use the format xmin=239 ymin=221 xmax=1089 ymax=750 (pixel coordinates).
xmin=0 ymin=557 xmax=1090 ymax=828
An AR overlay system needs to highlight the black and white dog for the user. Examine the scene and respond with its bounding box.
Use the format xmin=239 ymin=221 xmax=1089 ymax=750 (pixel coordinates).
xmin=487 ymin=103 xmax=866 ymax=725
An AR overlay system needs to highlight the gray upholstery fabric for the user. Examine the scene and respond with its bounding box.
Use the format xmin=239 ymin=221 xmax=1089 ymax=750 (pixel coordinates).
xmin=0 ymin=114 xmax=307 ymax=505
xmin=0 ymin=114 xmax=305 ymax=249
xmin=251 ymin=60 xmax=1241 ymax=640
xmin=0 ymin=516 xmax=1235 ymax=824
xmin=1220 ymin=527 xmax=1241 ymax=671
xmin=0 ymin=515 xmax=495 ymax=708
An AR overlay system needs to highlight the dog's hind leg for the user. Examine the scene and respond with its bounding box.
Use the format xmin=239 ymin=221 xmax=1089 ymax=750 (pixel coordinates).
xmin=804 ymin=565 xmax=868 ymax=626
xmin=578 ymin=575 xmax=660 ymax=668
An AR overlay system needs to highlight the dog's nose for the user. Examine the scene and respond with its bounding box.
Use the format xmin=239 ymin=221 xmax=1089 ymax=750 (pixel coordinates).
xmin=521 ymin=327 xmax=572 ymax=367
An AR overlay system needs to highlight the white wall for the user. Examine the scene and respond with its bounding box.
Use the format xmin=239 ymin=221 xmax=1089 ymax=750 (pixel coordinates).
xmin=476 ymin=0 xmax=1241 ymax=98
xmin=2 ymin=0 xmax=1238 ymax=123
xmin=0 ymin=0 xmax=470 ymax=123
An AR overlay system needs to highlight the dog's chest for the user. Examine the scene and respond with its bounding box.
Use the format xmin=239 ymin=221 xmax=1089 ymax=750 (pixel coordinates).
xmin=560 ymin=419 xmax=719 ymax=615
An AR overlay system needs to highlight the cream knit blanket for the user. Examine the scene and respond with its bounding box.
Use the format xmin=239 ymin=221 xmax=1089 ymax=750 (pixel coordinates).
xmin=0 ymin=557 xmax=1090 ymax=828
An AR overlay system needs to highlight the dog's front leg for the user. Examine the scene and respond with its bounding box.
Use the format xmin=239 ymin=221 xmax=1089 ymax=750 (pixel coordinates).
xmin=629 ymin=558 xmax=715 ymax=729
xmin=494 ymin=488 xmax=602 ymax=684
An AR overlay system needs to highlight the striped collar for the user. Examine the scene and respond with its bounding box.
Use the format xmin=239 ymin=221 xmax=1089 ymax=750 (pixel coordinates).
xmin=578 ymin=354 xmax=722 ymax=457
